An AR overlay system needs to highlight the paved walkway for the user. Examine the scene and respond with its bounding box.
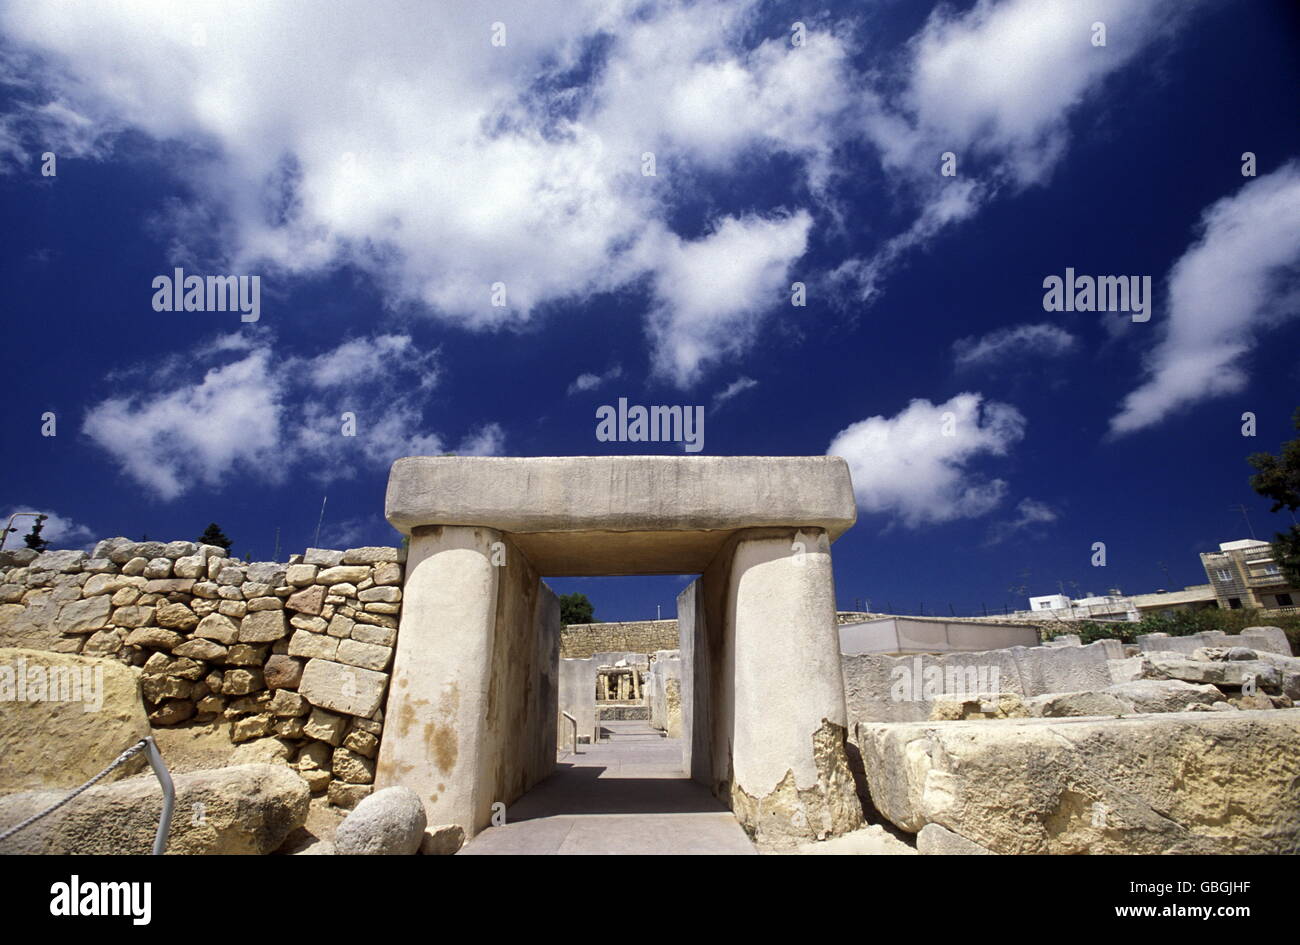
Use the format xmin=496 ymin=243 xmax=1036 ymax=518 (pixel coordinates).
xmin=458 ymin=722 xmax=757 ymax=855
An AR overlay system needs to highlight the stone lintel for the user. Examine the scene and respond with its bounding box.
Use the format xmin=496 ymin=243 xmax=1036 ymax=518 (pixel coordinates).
xmin=385 ymin=456 xmax=856 ymax=576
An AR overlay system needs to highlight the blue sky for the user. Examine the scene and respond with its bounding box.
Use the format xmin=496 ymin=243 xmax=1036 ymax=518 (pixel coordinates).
xmin=2 ymin=0 xmax=1298 ymax=620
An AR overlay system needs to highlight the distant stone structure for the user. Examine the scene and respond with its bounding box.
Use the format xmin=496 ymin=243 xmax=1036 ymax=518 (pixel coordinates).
xmin=560 ymin=619 xmax=680 ymax=658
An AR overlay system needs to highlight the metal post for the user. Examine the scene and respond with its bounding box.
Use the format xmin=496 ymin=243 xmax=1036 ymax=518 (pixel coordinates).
xmin=0 ymin=512 xmax=45 ymax=552
xmin=143 ymin=736 xmax=175 ymax=855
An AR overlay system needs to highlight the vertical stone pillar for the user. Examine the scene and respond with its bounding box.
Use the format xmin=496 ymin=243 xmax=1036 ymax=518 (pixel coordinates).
xmin=374 ymin=525 xmax=501 ymax=834
xmin=725 ymin=527 xmax=862 ymax=843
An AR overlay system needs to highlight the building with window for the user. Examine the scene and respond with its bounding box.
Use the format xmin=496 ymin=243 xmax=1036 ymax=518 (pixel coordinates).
xmin=1199 ymin=539 xmax=1297 ymax=613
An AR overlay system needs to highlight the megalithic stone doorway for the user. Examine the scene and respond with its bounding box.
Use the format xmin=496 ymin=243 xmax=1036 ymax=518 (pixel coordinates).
xmin=374 ymin=455 xmax=863 ymax=844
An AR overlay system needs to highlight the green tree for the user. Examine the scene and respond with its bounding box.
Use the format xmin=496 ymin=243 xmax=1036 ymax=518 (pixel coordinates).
xmin=23 ymin=514 xmax=49 ymax=553
xmin=198 ymin=522 xmax=233 ymax=551
xmin=559 ymin=592 xmax=595 ymax=626
xmin=1247 ymin=407 xmax=1300 ymax=585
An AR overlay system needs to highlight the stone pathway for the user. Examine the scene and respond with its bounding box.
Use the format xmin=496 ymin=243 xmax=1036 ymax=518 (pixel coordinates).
xmin=458 ymin=722 xmax=757 ymax=855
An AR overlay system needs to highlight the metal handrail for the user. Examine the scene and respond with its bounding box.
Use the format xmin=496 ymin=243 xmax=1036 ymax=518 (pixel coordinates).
xmin=0 ymin=735 xmax=175 ymax=854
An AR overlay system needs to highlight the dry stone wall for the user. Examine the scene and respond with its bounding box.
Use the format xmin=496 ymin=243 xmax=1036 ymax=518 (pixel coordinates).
xmin=559 ymin=619 xmax=680 ymax=658
xmin=0 ymin=539 xmax=404 ymax=809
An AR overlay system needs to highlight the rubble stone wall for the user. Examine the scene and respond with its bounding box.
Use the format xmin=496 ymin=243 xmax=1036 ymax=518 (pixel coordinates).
xmin=0 ymin=539 xmax=404 ymax=809
xmin=559 ymin=619 xmax=680 ymax=658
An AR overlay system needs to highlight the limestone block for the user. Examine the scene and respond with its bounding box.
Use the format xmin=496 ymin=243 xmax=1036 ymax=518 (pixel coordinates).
xmin=299 ymin=658 xmax=388 ymax=717
xmin=291 ymin=614 xmax=329 ymax=634
xmin=286 ymin=564 xmax=318 ymax=587
xmin=342 ymin=547 xmax=400 ymax=565
xmin=270 ymin=689 xmax=309 ymax=717
xmin=287 ymin=584 xmax=326 ymax=615
xmin=336 ymin=638 xmax=392 ymax=672
xmin=124 ymin=627 xmax=183 ymax=650
xmin=358 ymin=586 xmax=401 ymax=604
xmin=332 ymin=747 xmax=377 ymax=784
xmin=155 ymin=602 xmax=199 ymax=631
xmin=173 ymin=555 xmax=206 ymax=579
xmin=304 ymin=548 xmax=345 ymax=567
xmin=264 ymin=654 xmax=304 ymax=690
xmin=143 ymin=578 xmax=194 ymax=595
xmin=245 ymin=562 xmax=286 ymax=585
xmin=54 ymin=596 xmax=112 ymax=634
xmin=0 ymin=764 xmax=308 ymax=854
xmin=143 ymin=557 xmax=172 ymax=579
xmin=1147 ymin=656 xmax=1281 ymax=692
xmin=303 ymin=708 xmax=348 ymax=745
xmin=194 ymin=612 xmax=239 ymax=644
xmin=288 ymin=629 xmax=339 ymax=660
xmin=222 ymin=667 xmax=264 ymax=696
xmin=0 ymin=648 xmax=151 ymax=792
xmin=1240 ymin=626 xmax=1293 ymax=657
xmin=247 ymin=596 xmax=282 ymax=612
xmin=239 ymin=610 xmax=287 ymax=643
xmin=223 ymin=643 xmax=267 ymax=666
xmin=350 ymin=623 xmax=394 ymax=646
xmin=29 ymin=550 xmax=88 ymax=574
xmin=232 ymin=713 xmax=275 ymax=742
xmin=327 ymin=614 xmax=356 ymax=639
xmin=328 ymin=781 xmax=373 ymax=810
xmin=316 ymin=566 xmax=371 ymax=586
xmin=148 ymin=699 xmax=195 ymax=725
xmin=857 ymin=710 xmax=1300 ymax=854
xmin=122 ymin=556 xmax=148 ymax=576
xmin=218 ymin=599 xmax=248 ymax=618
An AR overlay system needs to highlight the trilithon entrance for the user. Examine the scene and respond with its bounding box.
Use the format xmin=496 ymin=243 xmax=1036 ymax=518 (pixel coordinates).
xmin=374 ymin=455 xmax=864 ymax=844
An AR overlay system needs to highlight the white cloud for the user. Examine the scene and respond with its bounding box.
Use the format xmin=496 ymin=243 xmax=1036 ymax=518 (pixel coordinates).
xmin=455 ymin=423 xmax=507 ymax=457
xmin=953 ymin=322 xmax=1077 ymax=369
xmin=987 ymin=497 xmax=1058 ymax=544
xmin=647 ymin=212 xmax=811 ymax=386
xmin=1111 ymin=162 xmax=1300 ymax=435
xmin=82 ymin=348 xmax=285 ymax=500
xmin=839 ymin=0 xmax=1199 ymax=303
xmin=0 ymin=508 xmax=95 ymax=551
xmin=0 ymin=0 xmax=856 ymax=385
xmin=567 ymin=365 xmax=622 ymax=395
xmin=81 ymin=332 xmax=498 ymax=498
xmin=827 ymin=393 xmax=1026 ymax=528
xmin=712 ymin=376 xmax=758 ymax=409
xmin=298 ymin=334 xmax=438 ymax=391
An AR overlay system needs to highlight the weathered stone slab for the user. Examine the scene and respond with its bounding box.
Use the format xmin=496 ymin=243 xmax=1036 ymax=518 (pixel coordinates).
xmin=54 ymin=596 xmax=112 ymax=634
xmin=857 ymin=710 xmax=1300 ymax=854
xmin=0 ymin=649 xmax=150 ymax=792
xmin=386 ymin=455 xmax=857 ymax=575
xmin=239 ymin=610 xmax=287 ymax=643
xmin=843 ymin=642 xmax=1118 ymax=724
xmin=0 ymin=764 xmax=308 ymax=854
xmin=299 ymin=658 xmax=388 ymax=717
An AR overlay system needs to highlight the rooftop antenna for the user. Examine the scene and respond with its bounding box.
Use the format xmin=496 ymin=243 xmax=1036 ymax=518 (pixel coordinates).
xmin=314 ymin=496 xmax=328 ymax=549
xmin=1230 ymin=503 xmax=1256 ymax=539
